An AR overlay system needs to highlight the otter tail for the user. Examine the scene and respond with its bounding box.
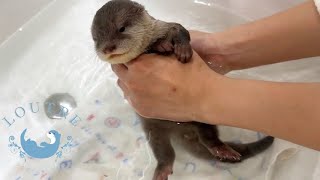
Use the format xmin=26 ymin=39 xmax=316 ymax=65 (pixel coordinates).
xmin=227 ymin=136 xmax=274 ymax=161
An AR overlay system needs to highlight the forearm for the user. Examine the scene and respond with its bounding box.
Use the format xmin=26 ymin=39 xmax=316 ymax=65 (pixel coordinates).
xmin=213 ymin=0 xmax=320 ymax=70
xmin=199 ymin=76 xmax=320 ymax=150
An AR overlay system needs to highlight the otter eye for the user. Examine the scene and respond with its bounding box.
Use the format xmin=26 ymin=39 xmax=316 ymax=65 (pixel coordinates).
xmin=119 ymin=27 xmax=126 ymax=33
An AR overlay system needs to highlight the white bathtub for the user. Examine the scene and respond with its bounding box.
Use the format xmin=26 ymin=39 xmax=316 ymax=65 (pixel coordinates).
xmin=0 ymin=0 xmax=319 ymax=180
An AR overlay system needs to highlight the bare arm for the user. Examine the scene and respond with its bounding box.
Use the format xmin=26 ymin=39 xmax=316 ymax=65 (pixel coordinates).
xmin=192 ymin=0 xmax=320 ymax=71
xmin=199 ymin=76 xmax=320 ymax=151
xmin=195 ymin=0 xmax=320 ymax=150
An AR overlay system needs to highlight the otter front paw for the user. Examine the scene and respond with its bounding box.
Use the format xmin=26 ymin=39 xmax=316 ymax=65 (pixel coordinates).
xmin=154 ymin=40 xmax=174 ymax=53
xmin=174 ymin=43 xmax=193 ymax=63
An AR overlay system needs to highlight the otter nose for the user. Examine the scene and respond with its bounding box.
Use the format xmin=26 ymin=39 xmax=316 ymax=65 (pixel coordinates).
xmin=103 ymin=44 xmax=116 ymax=54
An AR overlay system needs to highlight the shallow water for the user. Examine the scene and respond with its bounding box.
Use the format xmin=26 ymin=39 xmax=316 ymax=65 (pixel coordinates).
xmin=0 ymin=0 xmax=319 ymax=180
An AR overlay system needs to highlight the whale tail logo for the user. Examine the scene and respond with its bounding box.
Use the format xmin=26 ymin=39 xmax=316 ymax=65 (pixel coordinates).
xmin=20 ymin=128 xmax=61 ymax=159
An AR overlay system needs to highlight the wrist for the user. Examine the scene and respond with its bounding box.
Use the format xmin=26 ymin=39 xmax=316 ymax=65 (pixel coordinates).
xmin=195 ymin=72 xmax=233 ymax=124
xmin=210 ymin=25 xmax=258 ymax=71
xmin=196 ymin=74 xmax=257 ymax=129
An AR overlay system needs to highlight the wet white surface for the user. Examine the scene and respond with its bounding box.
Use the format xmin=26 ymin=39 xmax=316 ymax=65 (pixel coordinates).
xmin=0 ymin=0 xmax=319 ymax=180
xmin=0 ymin=0 xmax=52 ymax=42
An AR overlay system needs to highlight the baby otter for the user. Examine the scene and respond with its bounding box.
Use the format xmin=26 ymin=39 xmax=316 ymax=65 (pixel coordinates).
xmin=91 ymin=0 xmax=274 ymax=180
xmin=91 ymin=0 xmax=192 ymax=64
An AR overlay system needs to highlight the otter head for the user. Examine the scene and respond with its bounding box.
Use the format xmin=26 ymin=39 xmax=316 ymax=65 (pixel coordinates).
xmin=91 ymin=0 xmax=151 ymax=64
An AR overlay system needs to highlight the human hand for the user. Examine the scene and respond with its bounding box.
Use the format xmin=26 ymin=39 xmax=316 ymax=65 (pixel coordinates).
xmin=111 ymin=52 xmax=223 ymax=122
xmin=189 ymin=30 xmax=233 ymax=75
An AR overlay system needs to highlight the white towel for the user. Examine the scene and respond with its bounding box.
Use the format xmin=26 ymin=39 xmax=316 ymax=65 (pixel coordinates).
xmin=0 ymin=1 xmax=320 ymax=180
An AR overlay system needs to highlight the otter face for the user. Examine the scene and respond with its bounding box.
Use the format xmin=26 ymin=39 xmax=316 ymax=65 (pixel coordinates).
xmin=91 ymin=0 xmax=150 ymax=64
